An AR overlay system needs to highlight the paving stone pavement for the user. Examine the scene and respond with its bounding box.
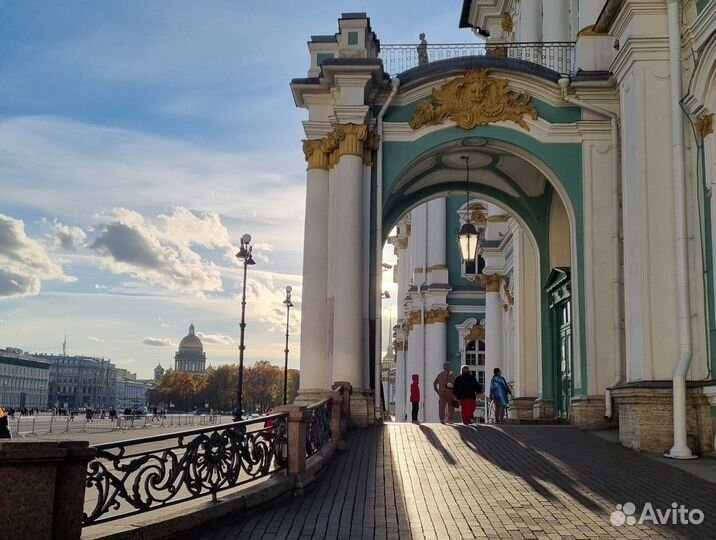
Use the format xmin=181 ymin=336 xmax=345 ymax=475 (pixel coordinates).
xmin=196 ymin=424 xmax=716 ymax=540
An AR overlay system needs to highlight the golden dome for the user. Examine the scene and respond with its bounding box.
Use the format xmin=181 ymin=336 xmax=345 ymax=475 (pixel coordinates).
xmin=178 ymin=323 xmax=203 ymax=352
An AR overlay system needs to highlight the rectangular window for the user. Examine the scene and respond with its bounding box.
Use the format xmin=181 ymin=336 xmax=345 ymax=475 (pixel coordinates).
xmin=347 ymin=31 xmax=358 ymax=45
xmin=316 ymin=53 xmax=334 ymax=66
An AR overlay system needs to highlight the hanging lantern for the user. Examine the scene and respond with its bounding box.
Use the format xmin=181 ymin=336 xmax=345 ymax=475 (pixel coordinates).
xmin=456 ymin=155 xmax=480 ymax=263
xmin=458 ymin=222 xmax=479 ymax=263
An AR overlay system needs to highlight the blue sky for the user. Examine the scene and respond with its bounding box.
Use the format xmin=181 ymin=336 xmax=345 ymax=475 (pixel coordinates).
xmin=0 ymin=1 xmax=472 ymax=378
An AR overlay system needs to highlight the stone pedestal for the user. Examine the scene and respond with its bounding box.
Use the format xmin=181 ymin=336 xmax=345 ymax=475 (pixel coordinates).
xmin=571 ymin=395 xmax=611 ymax=428
xmin=273 ymin=405 xmax=311 ymax=476
xmin=347 ymin=389 xmax=376 ymax=427
xmin=0 ymin=440 xmax=96 ymax=540
xmin=611 ymin=385 xmax=714 ymax=454
xmin=533 ymin=398 xmax=555 ymax=419
xmin=510 ymin=397 xmax=537 ymax=420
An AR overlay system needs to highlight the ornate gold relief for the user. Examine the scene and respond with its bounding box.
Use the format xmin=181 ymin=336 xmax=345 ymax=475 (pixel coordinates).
xmin=302 ymin=139 xmax=330 ymax=171
xmin=487 ymin=214 xmax=509 ymax=223
xmin=397 ymin=237 xmax=409 ymax=250
xmin=407 ymin=310 xmax=422 ymax=331
xmin=478 ymin=273 xmax=503 ymax=293
xmin=303 ymin=124 xmax=375 ymax=170
xmin=466 ymin=324 xmax=485 ymax=342
xmin=503 ymin=286 xmax=514 ymax=306
xmin=502 ymin=13 xmax=513 ymax=34
xmin=394 ymin=340 xmax=405 ymax=352
xmin=696 ymin=114 xmax=714 ymax=138
xmin=409 ymin=69 xmax=538 ymax=131
xmin=425 ymin=308 xmax=450 ymax=324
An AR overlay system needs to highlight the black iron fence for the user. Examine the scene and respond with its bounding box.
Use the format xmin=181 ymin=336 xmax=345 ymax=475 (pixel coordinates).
xmin=305 ymin=398 xmax=331 ymax=458
xmin=379 ymin=42 xmax=575 ymax=76
xmin=83 ymin=414 xmax=288 ymax=526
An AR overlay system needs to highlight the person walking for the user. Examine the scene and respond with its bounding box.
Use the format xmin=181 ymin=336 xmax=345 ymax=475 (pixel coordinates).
xmin=433 ymin=362 xmax=456 ymax=424
xmin=409 ymin=374 xmax=421 ymax=424
xmin=489 ymin=368 xmax=512 ymax=424
xmin=453 ymin=366 xmax=481 ymax=425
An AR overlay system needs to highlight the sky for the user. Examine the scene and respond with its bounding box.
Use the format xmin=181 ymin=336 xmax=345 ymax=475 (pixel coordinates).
xmin=0 ymin=1 xmax=473 ymax=378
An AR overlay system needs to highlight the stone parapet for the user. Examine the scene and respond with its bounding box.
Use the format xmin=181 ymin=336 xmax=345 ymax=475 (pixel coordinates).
xmin=532 ymin=398 xmax=555 ymax=419
xmin=510 ymin=397 xmax=537 ymax=420
xmin=571 ymin=395 xmax=613 ymax=428
xmin=611 ymin=385 xmax=714 ymax=454
xmin=0 ymin=440 xmax=95 ymax=540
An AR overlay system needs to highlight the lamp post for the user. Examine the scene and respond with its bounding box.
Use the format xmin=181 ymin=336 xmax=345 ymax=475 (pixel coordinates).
xmin=282 ymin=286 xmax=293 ymax=405
xmin=457 ymin=156 xmax=479 ymax=264
xmin=234 ymin=233 xmax=256 ymax=421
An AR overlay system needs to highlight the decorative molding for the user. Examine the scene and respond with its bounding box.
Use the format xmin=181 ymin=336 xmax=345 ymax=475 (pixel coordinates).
xmin=397 ymin=237 xmax=409 ymax=249
xmin=501 ymin=12 xmax=513 ymax=34
xmin=478 ymin=273 xmax=503 ymax=293
xmin=503 ymin=286 xmax=514 ymax=306
xmin=301 ymin=123 xmax=377 ymax=170
xmin=425 ymin=308 xmax=450 ymax=324
xmin=407 ymin=310 xmax=422 ymax=331
xmin=428 ymin=264 xmax=449 ymax=271
xmin=696 ymin=114 xmax=714 ymax=138
xmin=487 ymin=214 xmax=509 ymax=223
xmin=408 ymin=69 xmax=538 ymax=131
xmin=466 ymin=324 xmax=485 ymax=342
xmin=302 ymin=139 xmax=330 ymax=171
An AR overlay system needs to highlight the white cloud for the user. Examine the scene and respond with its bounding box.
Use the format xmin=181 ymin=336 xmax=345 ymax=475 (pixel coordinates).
xmin=142 ymin=337 xmax=173 ymax=347
xmin=90 ymin=208 xmax=224 ymax=295
xmin=0 ymin=214 xmax=76 ymax=298
xmin=88 ymin=336 xmax=104 ymax=342
xmin=196 ymin=332 xmax=235 ymax=345
xmin=42 ymin=218 xmax=87 ymax=251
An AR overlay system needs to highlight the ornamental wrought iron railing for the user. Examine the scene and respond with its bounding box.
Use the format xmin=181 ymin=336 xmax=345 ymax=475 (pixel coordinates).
xmin=379 ymin=42 xmax=575 ymax=76
xmin=83 ymin=414 xmax=288 ymax=526
xmin=305 ymin=398 xmax=332 ymax=458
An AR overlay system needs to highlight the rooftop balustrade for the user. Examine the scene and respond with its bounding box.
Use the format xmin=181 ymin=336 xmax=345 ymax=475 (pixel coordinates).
xmin=379 ymin=41 xmax=576 ymax=76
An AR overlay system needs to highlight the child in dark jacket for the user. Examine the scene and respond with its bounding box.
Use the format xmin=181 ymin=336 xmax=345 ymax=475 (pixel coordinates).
xmin=410 ymin=374 xmax=421 ymax=423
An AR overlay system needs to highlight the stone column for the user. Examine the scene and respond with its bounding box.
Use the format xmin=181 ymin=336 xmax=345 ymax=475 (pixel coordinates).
xmin=519 ymin=0 xmax=543 ymax=42
xmin=542 ymin=0 xmax=571 ymax=42
xmin=330 ymin=124 xmax=368 ymax=389
xmin=394 ymin=326 xmax=407 ymax=422
xmin=483 ymin=274 xmax=503 ymax=407
xmin=0 ymin=440 xmax=96 ymax=540
xmin=406 ymin=305 xmax=424 ymax=421
xmin=424 ymin=308 xmax=449 ymax=423
xmin=298 ymin=141 xmax=330 ymax=398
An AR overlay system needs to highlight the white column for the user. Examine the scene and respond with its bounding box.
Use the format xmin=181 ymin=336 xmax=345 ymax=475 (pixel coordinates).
xmin=332 ymin=147 xmax=365 ymax=387
xmin=513 ymin=229 xmax=540 ymax=398
xmin=424 ymin=317 xmax=447 ymax=423
xmin=519 ymin=0 xmax=542 ymax=42
xmin=578 ymin=0 xmax=603 ymax=33
xmin=427 ymin=198 xmax=446 ymax=276
xmin=484 ymin=275 xmax=503 ymax=403
xmin=394 ymin=336 xmax=407 ymax=422
xmin=298 ymin=143 xmax=330 ymax=393
xmin=406 ymin=309 xmax=425 ymax=421
xmin=542 ymin=0 xmax=571 ymax=42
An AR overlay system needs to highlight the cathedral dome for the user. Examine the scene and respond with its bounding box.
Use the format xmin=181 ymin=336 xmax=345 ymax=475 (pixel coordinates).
xmin=178 ymin=323 xmax=203 ymax=352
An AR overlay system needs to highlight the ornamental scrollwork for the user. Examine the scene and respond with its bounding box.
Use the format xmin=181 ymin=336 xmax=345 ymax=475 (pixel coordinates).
xmin=409 ymin=69 xmax=538 ymax=131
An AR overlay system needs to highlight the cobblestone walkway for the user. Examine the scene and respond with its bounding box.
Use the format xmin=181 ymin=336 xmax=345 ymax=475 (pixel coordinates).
xmin=197 ymin=424 xmax=716 ymax=540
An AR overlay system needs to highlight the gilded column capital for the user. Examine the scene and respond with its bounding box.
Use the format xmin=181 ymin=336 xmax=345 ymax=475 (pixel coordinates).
xmin=696 ymin=114 xmax=713 ymax=138
xmin=333 ymin=123 xmax=369 ymax=161
xmin=407 ymin=310 xmax=422 ymax=331
xmin=478 ymin=274 xmax=503 ymax=293
xmin=302 ymin=139 xmax=330 ymax=171
xmin=425 ymin=307 xmax=450 ymax=324
xmin=363 ymin=128 xmax=380 ymax=165
xmin=397 ymin=237 xmax=409 ymax=250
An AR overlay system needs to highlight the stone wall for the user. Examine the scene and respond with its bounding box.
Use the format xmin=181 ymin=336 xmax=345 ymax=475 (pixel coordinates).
xmin=611 ymin=386 xmax=714 ymax=454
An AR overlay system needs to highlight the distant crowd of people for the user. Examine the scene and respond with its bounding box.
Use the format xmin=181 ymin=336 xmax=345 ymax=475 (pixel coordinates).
xmin=410 ymin=364 xmax=512 ymax=425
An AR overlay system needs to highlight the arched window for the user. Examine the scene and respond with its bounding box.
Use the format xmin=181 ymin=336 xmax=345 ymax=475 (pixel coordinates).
xmin=465 ymin=339 xmax=486 ymax=389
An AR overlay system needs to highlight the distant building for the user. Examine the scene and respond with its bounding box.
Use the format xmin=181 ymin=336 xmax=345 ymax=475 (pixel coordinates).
xmin=154 ymin=362 xmax=165 ymax=382
xmin=39 ymin=353 xmax=117 ymax=409
xmin=0 ymin=348 xmax=50 ymax=409
xmin=174 ymin=323 xmax=206 ymax=374
xmin=116 ymin=368 xmax=154 ymax=410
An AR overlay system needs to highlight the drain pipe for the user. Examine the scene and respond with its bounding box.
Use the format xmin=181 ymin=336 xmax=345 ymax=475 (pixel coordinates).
xmin=375 ymin=78 xmax=400 ymax=422
xmin=557 ymin=78 xmax=624 ymax=419
xmin=665 ymin=0 xmax=695 ymax=460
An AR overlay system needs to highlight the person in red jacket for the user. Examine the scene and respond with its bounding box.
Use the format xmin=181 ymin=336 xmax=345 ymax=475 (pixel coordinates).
xmin=410 ymin=374 xmax=421 ymax=424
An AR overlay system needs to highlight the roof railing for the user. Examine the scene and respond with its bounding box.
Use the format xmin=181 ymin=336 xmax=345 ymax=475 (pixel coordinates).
xmin=379 ymin=41 xmax=576 ymax=76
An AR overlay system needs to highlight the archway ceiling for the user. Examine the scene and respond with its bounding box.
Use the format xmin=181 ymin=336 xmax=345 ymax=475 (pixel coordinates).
xmin=391 ymin=137 xmax=547 ymax=200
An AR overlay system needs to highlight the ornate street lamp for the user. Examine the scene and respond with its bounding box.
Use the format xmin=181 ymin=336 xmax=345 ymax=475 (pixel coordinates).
xmin=234 ymin=233 xmax=256 ymax=421
xmin=282 ymin=286 xmax=293 ymax=405
xmin=457 ymin=155 xmax=480 ymax=264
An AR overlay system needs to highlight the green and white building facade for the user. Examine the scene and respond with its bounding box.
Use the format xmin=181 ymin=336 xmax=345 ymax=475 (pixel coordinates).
xmin=291 ymin=0 xmax=716 ymax=456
